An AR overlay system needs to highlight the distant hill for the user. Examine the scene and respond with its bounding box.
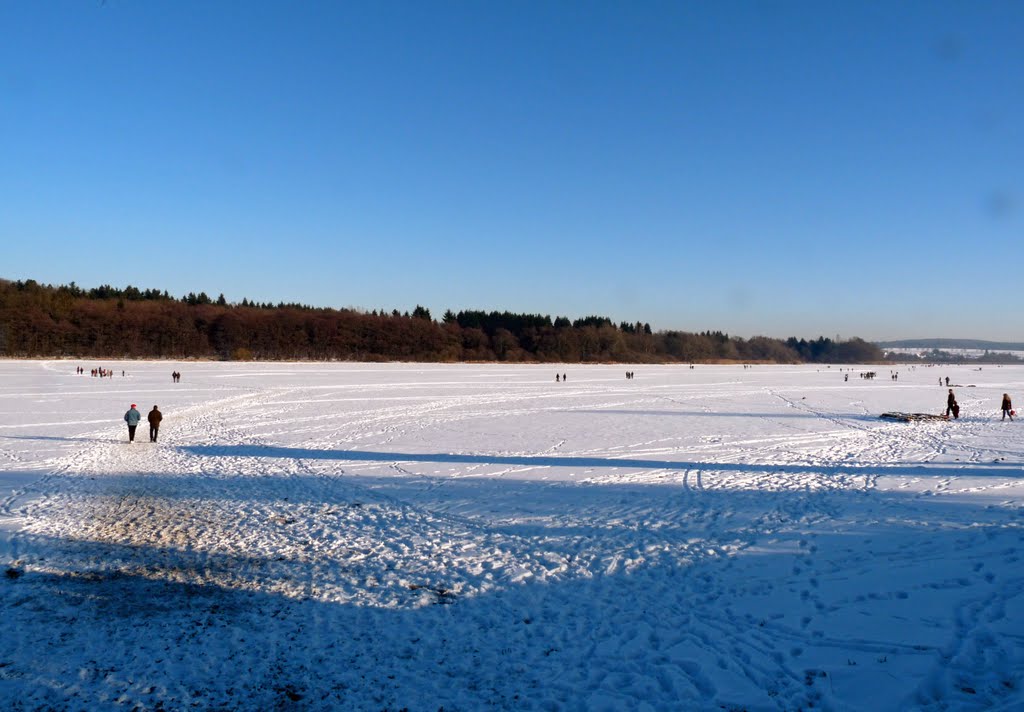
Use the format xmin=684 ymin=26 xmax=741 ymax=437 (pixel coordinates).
xmin=877 ymin=339 xmax=1024 ymax=351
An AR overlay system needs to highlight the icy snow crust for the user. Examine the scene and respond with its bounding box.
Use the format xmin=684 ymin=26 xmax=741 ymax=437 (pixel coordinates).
xmin=1 ymin=361 xmax=1022 ymax=711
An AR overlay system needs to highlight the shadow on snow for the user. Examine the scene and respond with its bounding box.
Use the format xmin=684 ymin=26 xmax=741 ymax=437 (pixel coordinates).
xmin=177 ymin=443 xmax=1024 ymax=480
xmin=1 ymin=469 xmax=1022 ymax=710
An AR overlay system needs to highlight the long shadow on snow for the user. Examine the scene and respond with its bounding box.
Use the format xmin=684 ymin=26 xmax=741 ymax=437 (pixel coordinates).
xmin=559 ymin=409 xmax=886 ymax=421
xmin=1 ymin=435 xmax=125 ymax=444
xmin=178 ymin=444 xmax=1024 ymax=479
xmin=2 ymin=486 xmax=1021 ymax=711
xmin=0 ymin=536 xmax=862 ymax=711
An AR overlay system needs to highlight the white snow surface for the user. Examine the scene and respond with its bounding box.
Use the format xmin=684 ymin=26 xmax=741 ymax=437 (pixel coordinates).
xmin=1 ymin=360 xmax=1022 ymax=711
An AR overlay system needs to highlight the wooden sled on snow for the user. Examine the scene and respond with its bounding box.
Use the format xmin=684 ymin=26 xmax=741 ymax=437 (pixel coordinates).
xmin=879 ymin=412 xmax=949 ymax=423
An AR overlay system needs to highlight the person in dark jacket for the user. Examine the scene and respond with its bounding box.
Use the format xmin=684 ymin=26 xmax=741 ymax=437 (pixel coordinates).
xmin=946 ymin=389 xmax=956 ymax=418
xmin=124 ymin=404 xmax=141 ymax=443
xmin=148 ymin=405 xmax=163 ymax=442
xmin=1002 ymin=394 xmax=1014 ymax=421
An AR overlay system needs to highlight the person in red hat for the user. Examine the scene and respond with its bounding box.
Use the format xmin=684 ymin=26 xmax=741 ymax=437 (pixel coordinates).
xmin=123 ymin=403 xmax=141 ymax=443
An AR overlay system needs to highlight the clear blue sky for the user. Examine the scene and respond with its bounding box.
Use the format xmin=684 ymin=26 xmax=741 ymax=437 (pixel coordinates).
xmin=2 ymin=1 xmax=1021 ymax=341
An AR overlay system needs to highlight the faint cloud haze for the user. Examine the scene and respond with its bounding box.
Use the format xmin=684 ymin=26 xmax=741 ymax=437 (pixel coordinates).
xmin=985 ymin=191 xmax=1016 ymax=220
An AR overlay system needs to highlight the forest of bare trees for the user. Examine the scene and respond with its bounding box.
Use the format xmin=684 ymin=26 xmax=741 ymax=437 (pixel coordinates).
xmin=0 ymin=279 xmax=885 ymax=363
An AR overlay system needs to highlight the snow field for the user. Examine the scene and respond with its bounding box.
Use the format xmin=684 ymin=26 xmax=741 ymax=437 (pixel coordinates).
xmin=0 ymin=361 xmax=1022 ymax=710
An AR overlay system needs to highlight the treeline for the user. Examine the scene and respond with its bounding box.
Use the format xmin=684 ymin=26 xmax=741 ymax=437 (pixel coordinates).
xmin=0 ymin=279 xmax=885 ymax=363
xmin=894 ymin=349 xmax=1023 ymax=365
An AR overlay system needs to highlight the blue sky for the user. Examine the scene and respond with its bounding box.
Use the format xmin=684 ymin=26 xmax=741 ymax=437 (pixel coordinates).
xmin=2 ymin=1 xmax=1021 ymax=340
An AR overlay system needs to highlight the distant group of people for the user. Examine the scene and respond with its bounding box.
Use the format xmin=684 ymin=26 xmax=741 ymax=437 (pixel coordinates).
xmin=123 ymin=404 xmax=162 ymax=443
xmin=79 ymin=366 xmax=118 ymax=378
xmin=171 ymin=371 xmax=182 ymax=383
xmin=555 ymin=373 xmax=567 ymax=382
xmin=625 ymin=371 xmax=636 ymax=379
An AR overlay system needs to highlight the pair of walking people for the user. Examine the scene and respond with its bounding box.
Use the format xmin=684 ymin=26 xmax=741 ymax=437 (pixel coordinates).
xmin=123 ymin=404 xmax=163 ymax=443
xmin=943 ymin=390 xmax=1015 ymax=421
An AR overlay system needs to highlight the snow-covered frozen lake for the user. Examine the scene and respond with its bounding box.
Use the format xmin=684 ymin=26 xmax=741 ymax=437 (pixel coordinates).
xmin=1 ymin=360 xmax=1022 ymax=710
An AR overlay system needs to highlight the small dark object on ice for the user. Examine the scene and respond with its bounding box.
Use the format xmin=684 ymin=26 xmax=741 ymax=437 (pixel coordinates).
xmin=408 ymin=583 xmax=456 ymax=604
xmin=278 ymin=685 xmax=303 ymax=702
xmin=880 ymin=412 xmax=949 ymax=422
xmin=5 ymin=567 xmax=21 ymax=579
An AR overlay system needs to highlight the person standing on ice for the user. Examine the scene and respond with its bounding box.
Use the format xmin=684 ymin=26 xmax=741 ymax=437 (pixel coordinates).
xmin=124 ymin=404 xmax=141 ymax=443
xmin=1001 ymin=393 xmax=1014 ymax=421
xmin=148 ymin=405 xmax=163 ymax=442
xmin=942 ymin=389 xmax=958 ymax=417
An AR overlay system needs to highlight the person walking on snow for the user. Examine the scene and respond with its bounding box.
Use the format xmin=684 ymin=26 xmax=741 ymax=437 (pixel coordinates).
xmin=1002 ymin=394 xmax=1014 ymax=421
xmin=148 ymin=405 xmax=163 ymax=442
xmin=124 ymin=404 xmax=141 ymax=443
xmin=946 ymin=389 xmax=957 ymax=418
